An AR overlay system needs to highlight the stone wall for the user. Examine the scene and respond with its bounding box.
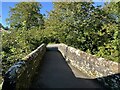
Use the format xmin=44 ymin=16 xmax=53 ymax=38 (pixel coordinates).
xmin=58 ymin=43 xmax=120 ymax=90
xmin=2 ymin=43 xmax=120 ymax=89
xmin=2 ymin=44 xmax=46 ymax=90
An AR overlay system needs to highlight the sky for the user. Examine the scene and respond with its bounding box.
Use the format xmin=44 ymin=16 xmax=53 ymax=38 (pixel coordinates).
xmin=1 ymin=2 xmax=53 ymax=27
xmin=0 ymin=1 xmax=105 ymax=27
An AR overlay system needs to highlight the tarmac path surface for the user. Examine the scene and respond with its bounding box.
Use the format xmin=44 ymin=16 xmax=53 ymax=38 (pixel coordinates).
xmin=30 ymin=47 xmax=106 ymax=89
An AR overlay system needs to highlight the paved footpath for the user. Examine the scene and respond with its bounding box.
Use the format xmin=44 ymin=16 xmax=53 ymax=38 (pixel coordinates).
xmin=30 ymin=46 xmax=107 ymax=89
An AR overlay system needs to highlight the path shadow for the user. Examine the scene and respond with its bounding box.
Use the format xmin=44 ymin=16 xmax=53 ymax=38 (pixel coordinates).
xmin=30 ymin=47 xmax=119 ymax=90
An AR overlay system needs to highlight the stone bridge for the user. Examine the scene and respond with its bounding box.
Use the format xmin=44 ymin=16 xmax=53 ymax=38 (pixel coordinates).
xmin=1 ymin=43 xmax=120 ymax=90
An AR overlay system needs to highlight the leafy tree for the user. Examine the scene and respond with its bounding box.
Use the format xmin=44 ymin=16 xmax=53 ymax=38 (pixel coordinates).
xmin=96 ymin=2 xmax=119 ymax=62
xmin=6 ymin=2 xmax=44 ymax=30
xmin=2 ymin=2 xmax=120 ymax=74
xmin=45 ymin=2 xmax=119 ymax=62
xmin=45 ymin=2 xmax=95 ymax=44
xmin=2 ymin=27 xmax=49 ymax=73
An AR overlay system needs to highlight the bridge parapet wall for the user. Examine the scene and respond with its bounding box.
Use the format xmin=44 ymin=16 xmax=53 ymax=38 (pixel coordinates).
xmin=58 ymin=43 xmax=120 ymax=89
xmin=2 ymin=44 xmax=46 ymax=90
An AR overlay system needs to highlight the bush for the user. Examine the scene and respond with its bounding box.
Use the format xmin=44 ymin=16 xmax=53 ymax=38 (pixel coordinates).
xmin=2 ymin=27 xmax=59 ymax=73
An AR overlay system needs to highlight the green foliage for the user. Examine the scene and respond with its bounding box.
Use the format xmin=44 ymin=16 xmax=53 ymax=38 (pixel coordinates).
xmin=45 ymin=2 xmax=119 ymax=62
xmin=2 ymin=26 xmax=60 ymax=73
xmin=6 ymin=2 xmax=44 ymax=30
xmin=2 ymin=2 xmax=119 ymax=73
xmin=2 ymin=28 xmax=47 ymax=73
